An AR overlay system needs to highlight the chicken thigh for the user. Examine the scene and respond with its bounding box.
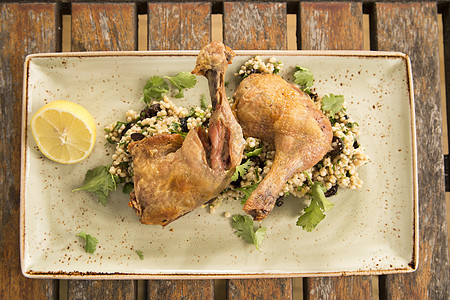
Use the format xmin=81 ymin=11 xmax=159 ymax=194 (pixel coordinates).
xmin=128 ymin=42 xmax=245 ymax=226
xmin=233 ymin=73 xmax=333 ymax=221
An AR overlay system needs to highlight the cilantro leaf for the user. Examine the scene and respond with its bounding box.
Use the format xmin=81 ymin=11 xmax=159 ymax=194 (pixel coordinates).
xmin=122 ymin=182 xmax=134 ymax=194
xmin=136 ymin=250 xmax=144 ymax=260
xmin=200 ymin=94 xmax=208 ymax=110
xmin=322 ymin=93 xmax=345 ymax=117
xmin=143 ymin=76 xmax=169 ymax=103
xmin=231 ymin=159 xmax=252 ymax=182
xmin=245 ymin=147 xmax=262 ymax=157
xmin=72 ymin=165 xmax=116 ymax=206
xmin=77 ymin=232 xmax=98 ymax=254
xmin=164 ymin=72 xmax=197 ymax=98
xmin=236 ymin=182 xmax=260 ymax=205
xmin=232 ymin=214 xmax=267 ymax=250
xmin=296 ymin=182 xmax=334 ymax=232
xmin=294 ymin=66 xmax=314 ymax=90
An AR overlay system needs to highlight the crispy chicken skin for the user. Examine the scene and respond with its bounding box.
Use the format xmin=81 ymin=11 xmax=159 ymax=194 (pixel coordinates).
xmin=128 ymin=42 xmax=245 ymax=226
xmin=233 ymin=73 xmax=333 ymax=221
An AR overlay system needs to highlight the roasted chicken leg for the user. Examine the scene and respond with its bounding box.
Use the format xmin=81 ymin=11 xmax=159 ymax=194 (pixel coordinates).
xmin=233 ymin=73 xmax=333 ymax=221
xmin=128 ymin=42 xmax=245 ymax=226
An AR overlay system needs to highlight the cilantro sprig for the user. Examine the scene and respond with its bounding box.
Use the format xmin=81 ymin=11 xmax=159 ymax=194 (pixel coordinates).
xmin=164 ymin=72 xmax=197 ymax=98
xmin=232 ymin=214 xmax=266 ymax=250
xmin=296 ymin=181 xmax=334 ymax=232
xmin=231 ymin=159 xmax=252 ymax=182
xmin=78 ymin=232 xmax=99 ymax=254
xmin=72 ymin=165 xmax=117 ymax=206
xmin=322 ymin=93 xmax=345 ymax=117
xmin=294 ymin=66 xmax=314 ymax=92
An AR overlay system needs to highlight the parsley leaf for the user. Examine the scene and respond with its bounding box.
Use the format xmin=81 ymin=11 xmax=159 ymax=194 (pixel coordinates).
xmin=164 ymin=72 xmax=197 ymax=98
xmin=231 ymin=159 xmax=252 ymax=182
xmin=236 ymin=182 xmax=260 ymax=205
xmin=136 ymin=250 xmax=144 ymax=260
xmin=296 ymin=182 xmax=334 ymax=232
xmin=72 ymin=165 xmax=116 ymax=206
xmin=322 ymin=93 xmax=345 ymax=117
xmin=232 ymin=214 xmax=267 ymax=250
xmin=77 ymin=232 xmax=98 ymax=254
xmin=143 ymin=76 xmax=169 ymax=103
xmin=294 ymin=66 xmax=314 ymax=90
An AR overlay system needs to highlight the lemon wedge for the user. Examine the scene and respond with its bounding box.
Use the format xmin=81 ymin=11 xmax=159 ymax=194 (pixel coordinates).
xmin=30 ymin=100 xmax=97 ymax=164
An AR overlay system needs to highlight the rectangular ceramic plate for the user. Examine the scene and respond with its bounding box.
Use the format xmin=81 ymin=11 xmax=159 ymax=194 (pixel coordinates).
xmin=21 ymin=51 xmax=418 ymax=279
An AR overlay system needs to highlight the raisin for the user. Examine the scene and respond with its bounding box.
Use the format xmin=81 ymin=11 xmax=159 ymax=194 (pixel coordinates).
xmin=140 ymin=103 xmax=161 ymax=119
xmin=130 ymin=132 xmax=145 ymax=141
xmin=275 ymin=195 xmax=284 ymax=207
xmin=179 ymin=117 xmax=189 ymax=132
xmin=324 ymin=185 xmax=338 ymax=197
xmin=327 ymin=136 xmax=344 ymax=158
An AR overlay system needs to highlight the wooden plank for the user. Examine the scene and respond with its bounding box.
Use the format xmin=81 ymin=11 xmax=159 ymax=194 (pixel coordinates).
xmin=148 ymin=2 xmax=210 ymax=50
xmin=67 ymin=280 xmax=136 ymax=300
xmin=299 ymin=3 xmax=372 ymax=299
xmin=223 ymin=2 xmax=291 ymax=299
xmin=146 ymin=3 xmax=214 ymax=299
xmin=0 ymin=3 xmax=59 ymax=299
xmin=147 ymin=280 xmax=214 ymax=299
xmin=68 ymin=3 xmax=137 ymax=299
xmin=372 ymin=3 xmax=450 ymax=299
xmin=71 ymin=3 xmax=137 ymax=51
xmin=299 ymin=2 xmax=363 ymax=50
xmin=228 ymin=278 xmax=292 ymax=300
xmin=223 ymin=2 xmax=287 ymax=50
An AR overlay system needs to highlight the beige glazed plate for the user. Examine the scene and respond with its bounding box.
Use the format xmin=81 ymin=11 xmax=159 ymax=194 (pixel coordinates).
xmin=20 ymin=51 xmax=418 ymax=279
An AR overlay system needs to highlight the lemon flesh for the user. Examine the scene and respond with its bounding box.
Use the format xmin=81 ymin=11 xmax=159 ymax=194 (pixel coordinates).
xmin=30 ymin=100 xmax=97 ymax=164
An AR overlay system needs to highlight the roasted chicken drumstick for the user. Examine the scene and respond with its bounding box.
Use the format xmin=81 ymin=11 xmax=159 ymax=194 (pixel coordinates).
xmin=233 ymin=73 xmax=333 ymax=221
xmin=128 ymin=42 xmax=245 ymax=225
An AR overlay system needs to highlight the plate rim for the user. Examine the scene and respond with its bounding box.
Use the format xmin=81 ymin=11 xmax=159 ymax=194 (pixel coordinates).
xmin=20 ymin=50 xmax=418 ymax=279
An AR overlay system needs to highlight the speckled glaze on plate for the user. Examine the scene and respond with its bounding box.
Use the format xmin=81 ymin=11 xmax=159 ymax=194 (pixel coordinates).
xmin=20 ymin=51 xmax=418 ymax=279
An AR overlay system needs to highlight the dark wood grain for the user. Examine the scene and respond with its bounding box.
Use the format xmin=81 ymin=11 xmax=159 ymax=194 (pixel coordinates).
xmin=146 ymin=3 xmax=214 ymax=299
xmin=223 ymin=2 xmax=291 ymax=298
xmin=71 ymin=3 xmax=137 ymax=51
xmin=67 ymin=280 xmax=136 ymax=300
xmin=148 ymin=2 xmax=210 ymax=50
xmin=223 ymin=2 xmax=287 ymax=50
xmin=299 ymin=2 xmax=363 ymax=50
xmin=0 ymin=3 xmax=58 ymax=299
xmin=68 ymin=3 xmax=138 ymax=299
xmin=372 ymin=2 xmax=450 ymax=299
xmin=147 ymin=280 xmax=214 ymax=299
xmin=299 ymin=3 xmax=372 ymax=299
xmin=228 ymin=278 xmax=292 ymax=300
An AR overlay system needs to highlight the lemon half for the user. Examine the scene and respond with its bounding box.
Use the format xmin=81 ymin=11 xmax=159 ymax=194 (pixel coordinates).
xmin=30 ymin=100 xmax=97 ymax=164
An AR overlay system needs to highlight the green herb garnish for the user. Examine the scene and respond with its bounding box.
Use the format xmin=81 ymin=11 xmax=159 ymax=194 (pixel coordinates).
xmin=322 ymin=93 xmax=345 ymax=117
xmin=245 ymin=147 xmax=263 ymax=157
xmin=143 ymin=76 xmax=169 ymax=103
xmin=232 ymin=214 xmax=266 ymax=250
xmin=164 ymin=72 xmax=197 ymax=98
xmin=77 ymin=232 xmax=99 ymax=254
xmin=122 ymin=182 xmax=134 ymax=194
xmin=200 ymin=94 xmax=208 ymax=110
xmin=296 ymin=182 xmax=334 ymax=232
xmin=136 ymin=250 xmax=144 ymax=260
xmin=72 ymin=165 xmax=116 ymax=206
xmin=236 ymin=182 xmax=260 ymax=205
xmin=294 ymin=66 xmax=314 ymax=90
xmin=231 ymin=159 xmax=252 ymax=182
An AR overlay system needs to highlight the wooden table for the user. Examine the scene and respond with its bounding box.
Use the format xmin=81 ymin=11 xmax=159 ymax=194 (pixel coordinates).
xmin=1 ymin=1 xmax=449 ymax=299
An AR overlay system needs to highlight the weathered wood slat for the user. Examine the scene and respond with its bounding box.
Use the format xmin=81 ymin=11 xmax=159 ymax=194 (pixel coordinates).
xmin=68 ymin=3 xmax=138 ymax=299
xmin=223 ymin=2 xmax=287 ymax=50
xmin=147 ymin=280 xmax=214 ymax=299
xmin=146 ymin=3 xmax=214 ymax=299
xmin=299 ymin=2 xmax=363 ymax=50
xmin=372 ymin=3 xmax=450 ymax=299
xmin=71 ymin=3 xmax=137 ymax=51
xmin=228 ymin=278 xmax=292 ymax=300
xmin=299 ymin=3 xmax=373 ymax=299
xmin=148 ymin=2 xmax=210 ymax=50
xmin=223 ymin=3 xmax=291 ymax=299
xmin=0 ymin=3 xmax=59 ymax=299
